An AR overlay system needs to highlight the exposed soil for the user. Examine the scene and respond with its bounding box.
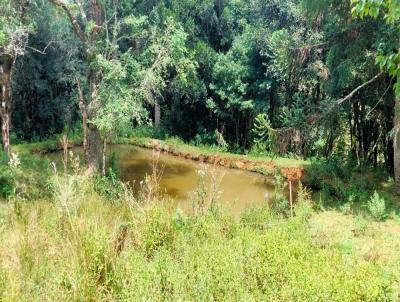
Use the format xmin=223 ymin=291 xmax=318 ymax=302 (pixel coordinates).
xmin=135 ymin=139 xmax=306 ymax=181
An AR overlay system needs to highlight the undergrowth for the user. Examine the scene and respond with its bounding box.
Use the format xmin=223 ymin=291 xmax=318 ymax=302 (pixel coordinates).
xmin=0 ymin=147 xmax=398 ymax=301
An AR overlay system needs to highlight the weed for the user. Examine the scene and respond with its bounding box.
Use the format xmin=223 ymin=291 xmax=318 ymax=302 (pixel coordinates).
xmin=367 ymin=191 xmax=387 ymax=221
xmin=138 ymin=151 xmax=164 ymax=204
xmin=271 ymin=171 xmax=289 ymax=216
xmin=189 ymin=164 xmax=224 ymax=216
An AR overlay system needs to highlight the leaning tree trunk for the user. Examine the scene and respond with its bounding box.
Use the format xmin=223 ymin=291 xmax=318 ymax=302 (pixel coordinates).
xmin=393 ymin=92 xmax=400 ymax=192
xmin=85 ymin=0 xmax=104 ymax=174
xmin=48 ymin=0 xmax=105 ymax=174
xmin=0 ymin=55 xmax=13 ymax=155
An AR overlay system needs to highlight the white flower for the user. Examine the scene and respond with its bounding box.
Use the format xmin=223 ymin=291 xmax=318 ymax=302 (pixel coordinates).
xmin=8 ymin=153 xmax=21 ymax=169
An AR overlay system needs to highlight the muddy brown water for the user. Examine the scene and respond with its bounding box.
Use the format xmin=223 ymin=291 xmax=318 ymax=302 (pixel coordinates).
xmin=47 ymin=145 xmax=282 ymax=216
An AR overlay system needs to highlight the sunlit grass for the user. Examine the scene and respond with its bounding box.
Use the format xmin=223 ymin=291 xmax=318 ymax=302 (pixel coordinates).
xmin=0 ymin=164 xmax=398 ymax=300
xmin=0 ymin=194 xmax=397 ymax=301
xmin=1 ymin=139 xmax=399 ymax=300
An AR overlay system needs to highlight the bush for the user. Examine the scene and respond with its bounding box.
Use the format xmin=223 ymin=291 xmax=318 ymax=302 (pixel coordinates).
xmin=367 ymin=191 xmax=387 ymax=221
xmin=271 ymin=172 xmax=290 ymax=216
xmin=132 ymin=125 xmax=168 ymax=139
xmin=0 ymin=165 xmax=15 ymax=199
xmin=93 ymin=172 xmax=126 ymax=202
xmin=141 ymin=207 xmax=176 ymax=258
xmin=240 ymin=204 xmax=274 ymax=230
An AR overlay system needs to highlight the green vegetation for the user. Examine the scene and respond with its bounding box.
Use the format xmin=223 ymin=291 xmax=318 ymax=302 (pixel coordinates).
xmin=124 ymin=134 xmax=308 ymax=168
xmin=1 ymin=0 xmax=399 ymax=178
xmin=1 ymin=0 xmax=400 ymax=300
xmin=0 ymin=153 xmax=399 ymax=301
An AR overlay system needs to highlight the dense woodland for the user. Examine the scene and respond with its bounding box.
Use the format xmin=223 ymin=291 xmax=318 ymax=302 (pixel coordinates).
xmin=1 ymin=0 xmax=399 ymax=177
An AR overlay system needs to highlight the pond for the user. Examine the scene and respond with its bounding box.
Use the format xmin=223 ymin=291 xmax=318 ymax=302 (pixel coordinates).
xmin=48 ymin=145 xmax=283 ymax=216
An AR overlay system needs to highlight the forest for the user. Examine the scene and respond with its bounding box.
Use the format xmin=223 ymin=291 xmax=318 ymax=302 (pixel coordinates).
xmin=0 ymin=0 xmax=400 ymax=300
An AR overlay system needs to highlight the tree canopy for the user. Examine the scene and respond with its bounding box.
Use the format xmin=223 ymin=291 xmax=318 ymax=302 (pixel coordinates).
xmin=0 ymin=0 xmax=399 ymax=178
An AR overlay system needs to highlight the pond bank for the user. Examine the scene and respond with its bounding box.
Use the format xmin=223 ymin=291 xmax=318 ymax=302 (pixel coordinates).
xmin=13 ymin=138 xmax=394 ymax=196
xmin=122 ymin=137 xmax=307 ymax=181
xmin=12 ymin=137 xmax=307 ymax=181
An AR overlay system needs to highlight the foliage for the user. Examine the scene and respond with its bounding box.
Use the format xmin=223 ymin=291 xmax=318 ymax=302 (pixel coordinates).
xmin=0 ymin=162 xmax=15 ymax=199
xmin=0 ymin=178 xmax=397 ymax=300
xmin=367 ymin=191 xmax=387 ymax=221
xmin=351 ymin=0 xmax=400 ymax=93
xmin=2 ymin=1 xmax=400 ymax=299
xmin=271 ymin=171 xmax=290 ymax=216
xmin=2 ymin=0 xmax=397 ymax=176
xmin=91 ymin=52 xmax=148 ymax=137
xmin=252 ymin=113 xmax=277 ymax=153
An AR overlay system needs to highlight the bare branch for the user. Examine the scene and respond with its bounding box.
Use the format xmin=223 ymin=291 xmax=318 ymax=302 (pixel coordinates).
xmin=366 ymin=78 xmax=393 ymax=118
xmin=335 ymin=72 xmax=384 ymax=106
xmin=25 ymin=41 xmax=54 ymax=55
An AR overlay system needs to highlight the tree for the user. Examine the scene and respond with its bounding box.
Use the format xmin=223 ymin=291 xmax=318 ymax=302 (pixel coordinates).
xmin=210 ymin=26 xmax=268 ymax=147
xmin=46 ymin=0 xmax=105 ymax=172
xmin=47 ymin=0 xmax=149 ymax=173
xmin=138 ymin=18 xmax=196 ymax=133
xmin=0 ymin=0 xmax=31 ymax=155
xmin=351 ymin=0 xmax=400 ymax=188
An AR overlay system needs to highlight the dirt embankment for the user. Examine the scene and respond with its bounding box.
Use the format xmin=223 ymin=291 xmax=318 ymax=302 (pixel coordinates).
xmin=135 ymin=139 xmax=305 ymax=181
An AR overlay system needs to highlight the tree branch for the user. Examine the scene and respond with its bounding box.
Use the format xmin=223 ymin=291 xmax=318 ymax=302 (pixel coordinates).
xmin=48 ymin=0 xmax=87 ymax=44
xmin=74 ymin=0 xmax=87 ymax=23
xmin=25 ymin=41 xmax=54 ymax=55
xmin=335 ymin=72 xmax=384 ymax=106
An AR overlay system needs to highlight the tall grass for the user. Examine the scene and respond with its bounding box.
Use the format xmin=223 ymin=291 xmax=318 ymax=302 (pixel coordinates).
xmin=0 ymin=176 xmax=397 ymax=300
xmin=0 ymin=150 xmax=398 ymax=301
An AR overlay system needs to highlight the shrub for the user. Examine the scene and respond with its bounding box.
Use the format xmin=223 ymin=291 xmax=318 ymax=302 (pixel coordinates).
xmin=93 ymin=172 xmax=126 ymax=202
xmin=271 ymin=172 xmax=289 ymax=216
xmin=240 ymin=204 xmax=274 ymax=230
xmin=141 ymin=207 xmax=176 ymax=258
xmin=0 ymin=165 xmax=15 ymax=199
xmin=367 ymin=191 xmax=387 ymax=221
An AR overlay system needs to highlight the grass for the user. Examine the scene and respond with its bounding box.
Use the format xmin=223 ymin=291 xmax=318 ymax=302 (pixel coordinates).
xmin=0 ymin=140 xmax=399 ymax=300
xmin=121 ymin=136 xmax=309 ymax=169
xmin=0 ymin=184 xmax=398 ymax=301
xmin=11 ymin=136 xmax=82 ymax=156
xmin=0 ymin=148 xmax=398 ymax=300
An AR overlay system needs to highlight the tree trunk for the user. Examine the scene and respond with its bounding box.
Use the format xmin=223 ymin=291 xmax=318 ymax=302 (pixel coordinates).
xmin=0 ymin=111 xmax=10 ymax=155
xmin=76 ymin=78 xmax=88 ymax=158
xmin=48 ymin=0 xmax=104 ymax=174
xmin=154 ymin=98 xmax=161 ymax=131
xmin=102 ymin=137 xmax=106 ymax=176
xmin=85 ymin=70 xmax=103 ymax=174
xmin=87 ymin=124 xmax=103 ymax=174
xmin=393 ymin=93 xmax=400 ymax=192
xmin=0 ymin=55 xmax=13 ymax=155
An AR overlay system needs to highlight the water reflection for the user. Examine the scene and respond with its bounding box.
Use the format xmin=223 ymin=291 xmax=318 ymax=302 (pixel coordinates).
xmin=47 ymin=145 xmax=278 ymax=216
xmin=114 ymin=145 xmax=275 ymax=215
